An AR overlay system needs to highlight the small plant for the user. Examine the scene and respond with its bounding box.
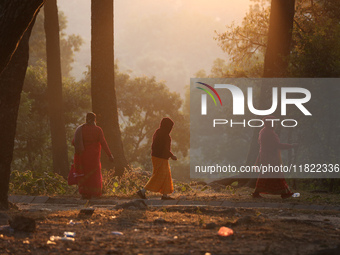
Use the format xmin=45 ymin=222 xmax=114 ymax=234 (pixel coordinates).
xmin=198 ymin=217 xmax=205 ymax=225
xmin=102 ymin=168 xmax=150 ymax=196
xmin=9 ymin=170 xmax=76 ymax=195
xmin=175 ymin=182 xmax=192 ymax=193
xmin=200 ymin=186 xmax=210 ymax=192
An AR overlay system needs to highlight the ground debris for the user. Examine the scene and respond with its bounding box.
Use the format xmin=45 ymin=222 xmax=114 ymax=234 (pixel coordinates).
xmin=106 ymin=248 xmax=122 ymax=255
xmin=2 ymin=200 xmax=340 ymax=255
xmin=115 ymin=200 xmax=148 ymax=210
xmin=78 ymin=208 xmax=95 ymax=216
xmin=218 ymin=226 xmax=234 ymax=237
xmin=226 ymin=215 xmax=267 ymax=227
xmin=208 ymin=183 xmax=227 ymax=192
xmin=280 ymin=218 xmax=322 ymax=225
xmin=154 ymin=217 xmax=167 ymax=224
xmin=8 ymin=215 xmax=36 ymax=232
xmin=204 ymin=222 xmax=218 ymax=229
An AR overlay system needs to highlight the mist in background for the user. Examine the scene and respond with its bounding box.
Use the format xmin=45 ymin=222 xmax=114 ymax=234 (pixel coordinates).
xmin=57 ymin=0 xmax=251 ymax=94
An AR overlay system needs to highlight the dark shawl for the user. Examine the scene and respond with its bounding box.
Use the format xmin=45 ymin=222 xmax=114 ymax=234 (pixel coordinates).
xmin=151 ymin=117 xmax=174 ymax=160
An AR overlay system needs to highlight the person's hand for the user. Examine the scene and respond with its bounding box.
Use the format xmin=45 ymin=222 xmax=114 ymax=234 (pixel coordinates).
xmin=109 ymin=155 xmax=114 ymax=162
xmin=291 ymin=143 xmax=299 ymax=148
xmin=171 ymin=155 xmax=178 ymax=161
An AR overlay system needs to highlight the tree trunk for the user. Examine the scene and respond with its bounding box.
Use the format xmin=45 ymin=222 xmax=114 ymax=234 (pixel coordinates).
xmin=263 ymin=0 xmax=296 ymax=78
xmin=91 ymin=0 xmax=128 ymax=176
xmin=44 ymin=0 xmax=69 ymax=178
xmin=0 ymin=17 xmax=38 ymax=209
xmin=245 ymin=0 xmax=296 ymax=169
xmin=216 ymin=1 xmax=296 ymax=189
xmin=0 ymin=0 xmax=45 ymax=75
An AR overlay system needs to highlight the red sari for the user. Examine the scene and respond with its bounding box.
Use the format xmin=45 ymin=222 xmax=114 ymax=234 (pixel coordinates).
xmin=254 ymin=122 xmax=293 ymax=195
xmin=72 ymin=124 xmax=112 ymax=197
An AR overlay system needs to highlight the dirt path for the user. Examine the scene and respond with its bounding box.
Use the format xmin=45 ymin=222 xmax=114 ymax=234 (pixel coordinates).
xmin=1 ymin=197 xmax=340 ymax=255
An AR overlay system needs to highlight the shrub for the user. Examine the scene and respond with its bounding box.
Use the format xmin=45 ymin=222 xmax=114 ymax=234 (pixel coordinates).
xmin=9 ymin=170 xmax=77 ymax=195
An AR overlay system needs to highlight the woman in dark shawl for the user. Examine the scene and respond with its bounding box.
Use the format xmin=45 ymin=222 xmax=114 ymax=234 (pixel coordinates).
xmin=252 ymin=116 xmax=298 ymax=199
xmin=137 ymin=117 xmax=177 ymax=200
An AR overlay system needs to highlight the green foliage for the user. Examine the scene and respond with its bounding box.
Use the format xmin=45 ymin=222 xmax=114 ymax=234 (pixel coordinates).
xmin=14 ymin=61 xmax=190 ymax=182
xmin=213 ymin=0 xmax=269 ymax=77
xmin=102 ymin=167 xmax=193 ymax=197
xmin=14 ymin=8 xmax=88 ymax=175
xmin=115 ymin=65 xmax=190 ymax=170
xmin=175 ymin=182 xmax=192 ymax=193
xmin=207 ymin=0 xmax=340 ymax=192
xmin=102 ymin=168 xmax=150 ymax=196
xmin=214 ymin=1 xmax=269 ymax=62
xmin=9 ymin=170 xmax=76 ymax=195
xmin=12 ymin=62 xmax=91 ymax=174
xmin=287 ymin=179 xmax=340 ymax=194
xmin=288 ymin=0 xmax=340 ymax=77
xmin=29 ymin=9 xmax=84 ymax=77
xmin=213 ymin=0 xmax=340 ymax=78
xmin=202 ymin=57 xmax=263 ymax=78
xmin=15 ymin=6 xmax=192 ymax=183
xmin=13 ymin=63 xmax=52 ymax=173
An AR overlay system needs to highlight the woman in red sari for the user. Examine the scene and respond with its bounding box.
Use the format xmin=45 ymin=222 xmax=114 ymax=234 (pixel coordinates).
xmin=252 ymin=116 xmax=298 ymax=199
xmin=72 ymin=112 xmax=114 ymax=199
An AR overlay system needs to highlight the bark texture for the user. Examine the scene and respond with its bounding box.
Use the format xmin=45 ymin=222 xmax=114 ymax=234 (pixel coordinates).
xmin=91 ymin=0 xmax=128 ymax=176
xmin=44 ymin=0 xmax=69 ymax=178
xmin=245 ymin=0 xmax=296 ymax=168
xmin=0 ymin=17 xmax=37 ymax=209
xmin=218 ymin=1 xmax=296 ymax=188
xmin=0 ymin=0 xmax=45 ymax=75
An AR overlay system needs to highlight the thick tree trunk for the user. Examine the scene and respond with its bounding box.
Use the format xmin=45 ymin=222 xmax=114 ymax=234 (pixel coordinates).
xmin=263 ymin=0 xmax=296 ymax=78
xmin=245 ymin=0 xmax=296 ymax=170
xmin=0 ymin=0 xmax=45 ymax=75
xmin=0 ymin=18 xmax=37 ymax=209
xmin=217 ymin=1 xmax=296 ymax=189
xmin=91 ymin=0 xmax=128 ymax=176
xmin=44 ymin=0 xmax=69 ymax=178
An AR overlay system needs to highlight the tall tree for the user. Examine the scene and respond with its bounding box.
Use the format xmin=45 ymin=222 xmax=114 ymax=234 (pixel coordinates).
xmin=0 ymin=2 xmax=42 ymax=208
xmin=91 ymin=0 xmax=128 ymax=176
xmin=263 ymin=0 xmax=295 ymax=77
xmin=44 ymin=0 xmax=69 ymax=178
xmin=0 ymin=0 xmax=44 ymax=75
xmin=245 ymin=0 xmax=296 ymax=168
xmin=211 ymin=0 xmax=296 ymax=188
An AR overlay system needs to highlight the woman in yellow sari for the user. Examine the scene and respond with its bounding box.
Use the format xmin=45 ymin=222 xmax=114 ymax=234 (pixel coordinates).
xmin=137 ymin=117 xmax=177 ymax=200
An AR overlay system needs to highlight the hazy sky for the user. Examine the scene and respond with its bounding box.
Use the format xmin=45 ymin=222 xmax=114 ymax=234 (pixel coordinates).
xmin=57 ymin=0 xmax=252 ymax=92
